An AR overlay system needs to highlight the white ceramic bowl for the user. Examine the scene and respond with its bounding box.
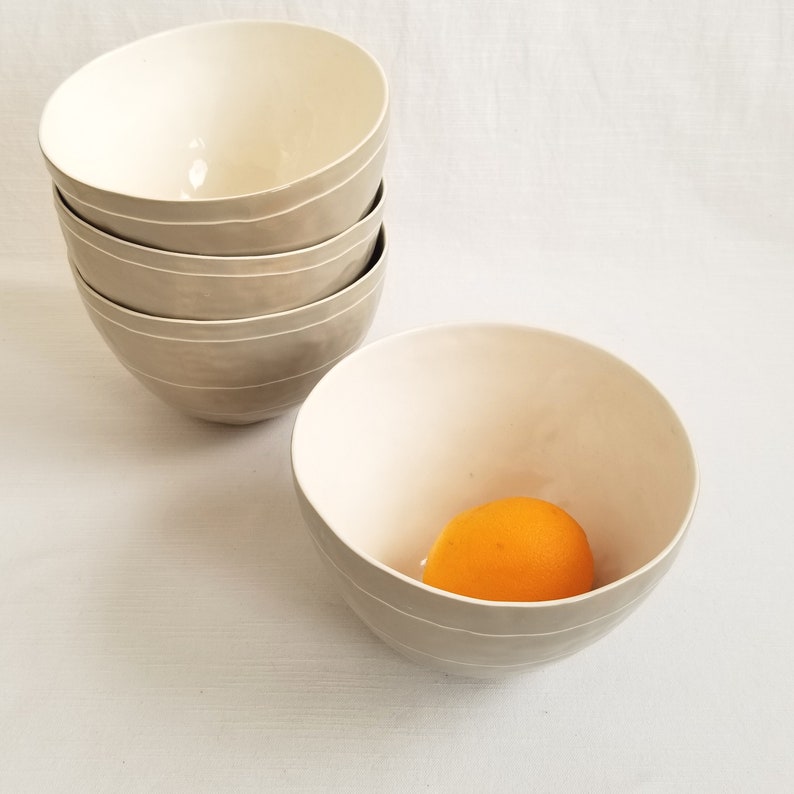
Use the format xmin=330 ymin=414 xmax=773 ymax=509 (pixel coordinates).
xmin=56 ymin=182 xmax=385 ymax=320
xmin=69 ymin=229 xmax=387 ymax=424
xmin=40 ymin=19 xmax=389 ymax=255
xmin=291 ymin=324 xmax=699 ymax=676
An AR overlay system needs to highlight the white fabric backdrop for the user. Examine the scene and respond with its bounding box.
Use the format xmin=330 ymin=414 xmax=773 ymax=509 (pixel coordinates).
xmin=2 ymin=1 xmax=793 ymax=790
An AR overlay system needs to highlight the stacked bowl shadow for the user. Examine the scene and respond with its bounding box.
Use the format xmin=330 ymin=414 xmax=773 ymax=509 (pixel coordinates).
xmin=39 ymin=20 xmax=389 ymax=423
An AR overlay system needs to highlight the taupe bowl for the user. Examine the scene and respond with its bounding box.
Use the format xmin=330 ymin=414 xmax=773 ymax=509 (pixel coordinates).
xmin=56 ymin=182 xmax=385 ymax=320
xmin=70 ymin=229 xmax=388 ymax=424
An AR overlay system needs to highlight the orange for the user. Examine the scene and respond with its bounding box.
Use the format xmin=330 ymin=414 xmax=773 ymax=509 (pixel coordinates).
xmin=422 ymin=496 xmax=594 ymax=602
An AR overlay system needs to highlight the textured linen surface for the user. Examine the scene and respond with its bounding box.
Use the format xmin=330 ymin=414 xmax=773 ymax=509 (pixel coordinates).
xmin=1 ymin=1 xmax=793 ymax=791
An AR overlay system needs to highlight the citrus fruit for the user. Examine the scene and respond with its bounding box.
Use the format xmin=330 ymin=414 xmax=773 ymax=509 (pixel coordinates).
xmin=422 ymin=496 xmax=594 ymax=601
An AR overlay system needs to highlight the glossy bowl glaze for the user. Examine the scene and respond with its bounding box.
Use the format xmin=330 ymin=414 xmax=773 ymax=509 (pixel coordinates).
xmin=70 ymin=229 xmax=388 ymax=423
xmin=56 ymin=182 xmax=385 ymax=320
xmin=291 ymin=323 xmax=699 ymax=676
xmin=40 ymin=20 xmax=389 ymax=254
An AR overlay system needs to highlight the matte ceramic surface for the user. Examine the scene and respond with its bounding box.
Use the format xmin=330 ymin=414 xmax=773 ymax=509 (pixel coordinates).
xmin=310 ymin=535 xmax=659 ymax=675
xmin=56 ymin=182 xmax=384 ymax=319
xmin=39 ymin=19 xmax=389 ymax=254
xmin=121 ymin=351 xmax=354 ymax=425
xmin=55 ymin=132 xmax=387 ymax=256
xmin=70 ymin=230 xmax=387 ymax=422
xmin=291 ymin=324 xmax=699 ymax=676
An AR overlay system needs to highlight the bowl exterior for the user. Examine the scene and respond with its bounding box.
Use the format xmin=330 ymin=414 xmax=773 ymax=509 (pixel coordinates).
xmin=69 ymin=227 xmax=386 ymax=336
xmin=122 ymin=352 xmax=351 ymax=425
xmin=57 ymin=186 xmax=385 ymax=319
xmin=311 ymin=534 xmax=659 ymax=677
xmin=294 ymin=477 xmax=685 ymax=675
xmin=77 ymin=268 xmax=385 ymax=385
xmin=54 ymin=181 xmax=385 ymax=275
xmin=69 ymin=232 xmax=387 ymax=421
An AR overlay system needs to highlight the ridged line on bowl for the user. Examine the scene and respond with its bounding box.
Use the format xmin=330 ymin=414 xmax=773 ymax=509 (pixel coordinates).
xmin=55 ymin=182 xmax=386 ymax=276
xmin=116 ymin=354 xmax=339 ymax=423
xmin=65 ymin=219 xmax=378 ymax=278
xmin=58 ymin=135 xmax=387 ymax=254
xmin=56 ymin=130 xmax=388 ymax=227
xmin=66 ymin=224 xmax=380 ymax=320
xmin=76 ymin=274 xmax=385 ymax=343
xmin=80 ymin=284 xmax=384 ymax=389
xmin=293 ymin=476 xmax=686 ymax=635
xmin=114 ymin=334 xmax=373 ymax=423
xmin=330 ymin=560 xmax=657 ymax=675
xmin=125 ymin=380 xmax=307 ymax=423
xmin=363 ymin=623 xmax=583 ymax=677
xmin=113 ymin=336 xmax=367 ymax=391
xmin=308 ymin=532 xmax=660 ymax=640
xmin=68 ymin=240 xmax=379 ymax=320
xmin=337 ymin=577 xmax=654 ymax=670
xmin=66 ymin=227 xmax=387 ymax=339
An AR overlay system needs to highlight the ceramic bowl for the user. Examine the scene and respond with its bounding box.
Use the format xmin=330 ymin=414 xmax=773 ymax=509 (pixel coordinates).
xmin=40 ymin=19 xmax=389 ymax=255
xmin=69 ymin=229 xmax=387 ymax=424
xmin=291 ymin=323 xmax=699 ymax=676
xmin=56 ymin=182 xmax=385 ymax=320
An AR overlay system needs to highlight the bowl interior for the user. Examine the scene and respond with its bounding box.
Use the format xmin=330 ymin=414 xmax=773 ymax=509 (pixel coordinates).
xmin=40 ymin=21 xmax=387 ymax=200
xmin=292 ymin=324 xmax=698 ymax=595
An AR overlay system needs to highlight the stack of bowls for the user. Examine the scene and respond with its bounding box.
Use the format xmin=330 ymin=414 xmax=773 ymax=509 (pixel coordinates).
xmin=39 ymin=20 xmax=389 ymax=424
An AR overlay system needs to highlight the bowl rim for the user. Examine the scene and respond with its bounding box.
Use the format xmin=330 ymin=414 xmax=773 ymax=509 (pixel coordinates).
xmin=291 ymin=321 xmax=701 ymax=610
xmin=39 ymin=18 xmax=390 ymax=206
